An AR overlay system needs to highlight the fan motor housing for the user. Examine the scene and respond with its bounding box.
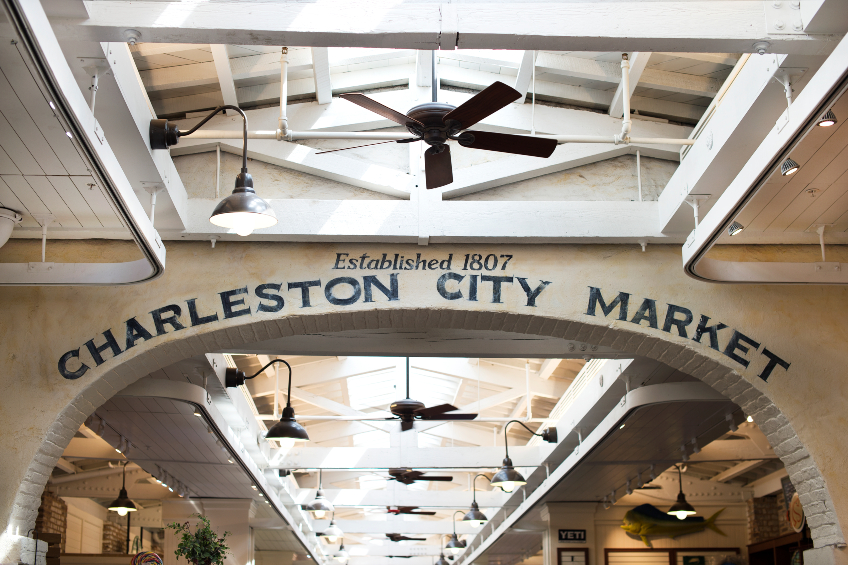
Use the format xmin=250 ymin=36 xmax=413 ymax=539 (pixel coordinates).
xmin=406 ymin=102 xmax=457 ymax=145
xmin=389 ymin=398 xmax=426 ymax=420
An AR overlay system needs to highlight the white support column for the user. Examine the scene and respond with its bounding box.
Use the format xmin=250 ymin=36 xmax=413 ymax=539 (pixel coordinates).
xmin=311 ymin=47 xmax=332 ymax=105
xmin=210 ymin=44 xmax=239 ymax=115
xmin=513 ymin=50 xmax=535 ymax=102
xmin=609 ymin=52 xmax=650 ymax=118
xmin=416 ymin=50 xmax=433 ymax=88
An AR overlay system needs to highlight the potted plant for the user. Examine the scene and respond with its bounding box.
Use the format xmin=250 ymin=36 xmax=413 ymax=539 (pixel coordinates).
xmin=166 ymin=514 xmax=230 ymax=565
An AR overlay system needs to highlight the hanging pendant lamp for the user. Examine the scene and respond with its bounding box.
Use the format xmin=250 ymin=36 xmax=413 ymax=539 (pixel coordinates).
xmin=332 ymin=542 xmax=349 ymax=563
xmin=224 ymin=358 xmax=309 ymax=442
xmin=490 ymin=420 xmax=557 ymax=493
xmin=446 ymin=512 xmax=467 ymax=555
xmin=305 ymin=469 xmax=334 ymax=518
xmin=108 ymin=463 xmax=138 ymax=517
xmin=318 ymin=514 xmax=344 ymax=544
xmin=149 ymin=106 xmax=276 ymax=236
xmin=666 ymin=464 xmax=696 ymax=520
xmin=462 ymin=474 xmax=490 ymax=527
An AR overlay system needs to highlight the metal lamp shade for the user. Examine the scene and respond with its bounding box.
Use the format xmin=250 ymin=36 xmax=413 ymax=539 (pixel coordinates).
xmin=727 ymin=221 xmax=744 ymax=236
xmin=436 ymin=553 xmax=451 ymax=565
xmin=446 ymin=534 xmax=466 ymax=555
xmin=490 ymin=457 xmax=526 ymax=493
xmin=462 ymin=502 xmax=488 ymax=527
xmin=781 ymin=158 xmax=799 ymax=176
xmin=333 ymin=544 xmax=349 ymax=563
xmin=667 ymin=492 xmax=696 ymax=520
xmin=266 ymin=406 xmax=309 ymax=441
xmin=319 ymin=520 xmax=344 ymax=543
xmin=210 ymin=184 xmax=277 ymax=237
xmin=108 ymin=487 xmax=137 ymax=516
xmin=306 ymin=490 xmax=334 ymax=518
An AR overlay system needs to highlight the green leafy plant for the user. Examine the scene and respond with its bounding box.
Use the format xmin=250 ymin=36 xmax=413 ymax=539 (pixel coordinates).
xmin=166 ymin=515 xmax=230 ymax=565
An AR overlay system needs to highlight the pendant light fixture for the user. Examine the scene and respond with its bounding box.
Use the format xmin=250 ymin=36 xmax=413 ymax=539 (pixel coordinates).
xmin=435 ymin=550 xmax=451 ymax=565
xmin=305 ymin=469 xmax=334 ymax=518
xmin=318 ymin=514 xmax=344 ymax=544
xmin=224 ymin=359 xmax=309 ymax=442
xmin=149 ymin=105 xmax=277 ymax=236
xmin=666 ymin=464 xmax=696 ymax=520
xmin=332 ymin=542 xmax=349 ymax=563
xmin=446 ymin=511 xmax=467 ymax=555
xmin=108 ymin=462 xmax=138 ymax=517
xmin=462 ymin=474 xmax=491 ymax=527
xmin=490 ymin=420 xmax=557 ymax=493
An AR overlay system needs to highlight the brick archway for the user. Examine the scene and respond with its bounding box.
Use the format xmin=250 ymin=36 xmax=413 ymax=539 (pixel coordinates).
xmin=4 ymin=307 xmax=840 ymax=563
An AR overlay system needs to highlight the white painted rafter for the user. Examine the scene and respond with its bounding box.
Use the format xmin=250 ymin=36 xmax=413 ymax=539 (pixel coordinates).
xmin=210 ymin=44 xmax=239 ymax=114
xmin=311 ymin=47 xmax=332 ymax=105
xmin=513 ymin=50 xmax=535 ymax=101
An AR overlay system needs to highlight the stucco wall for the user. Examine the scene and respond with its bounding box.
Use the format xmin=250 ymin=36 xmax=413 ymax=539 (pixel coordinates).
xmin=0 ymin=242 xmax=846 ymax=564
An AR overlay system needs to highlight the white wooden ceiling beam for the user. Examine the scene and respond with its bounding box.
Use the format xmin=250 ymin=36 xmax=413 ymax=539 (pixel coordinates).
xmin=171 ymin=138 xmax=412 ymax=198
xmin=68 ymin=2 xmax=838 ymax=55
xmin=295 ymin=488 xmax=507 ymax=507
xmin=312 ymin=519 xmax=486 ymax=535
xmin=311 ymin=47 xmax=332 ymax=105
xmin=513 ymin=51 xmax=535 ymax=102
xmin=210 ymin=44 xmax=239 ymax=114
xmin=609 ymin=52 xmax=651 ymax=118
xmin=420 ymin=423 xmax=497 ymax=447
xmin=270 ymin=445 xmax=541 ymax=469
xmin=413 ymin=359 xmax=570 ymax=400
xmin=416 ymin=50 xmax=433 ymax=88
xmin=709 ymin=459 xmax=766 ymax=483
xmin=536 ymin=359 xmax=561 ymax=381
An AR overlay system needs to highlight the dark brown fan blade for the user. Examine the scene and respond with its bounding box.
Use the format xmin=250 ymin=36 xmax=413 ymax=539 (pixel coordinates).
xmin=459 ymin=130 xmax=557 ymax=158
xmin=415 ymin=403 xmax=459 ymax=418
xmin=431 ymin=413 xmax=478 ymax=421
xmin=442 ymin=81 xmax=522 ymax=129
xmin=340 ymin=93 xmax=424 ymax=128
xmin=414 ymin=475 xmax=453 ymax=482
xmin=401 ymin=420 xmax=415 ymax=432
xmin=315 ymin=139 xmax=418 ymax=154
xmin=424 ymin=145 xmax=453 ymax=189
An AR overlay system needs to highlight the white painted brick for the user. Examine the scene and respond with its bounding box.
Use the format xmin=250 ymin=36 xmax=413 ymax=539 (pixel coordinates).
xmin=770 ymin=424 xmax=796 ymax=446
xmin=759 ymin=417 xmax=783 ymax=435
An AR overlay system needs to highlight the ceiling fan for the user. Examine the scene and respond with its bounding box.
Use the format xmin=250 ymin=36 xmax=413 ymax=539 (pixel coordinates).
xmin=386 ymin=534 xmax=427 ymax=543
xmin=385 ymin=506 xmax=437 ymax=516
xmin=325 ymin=52 xmax=557 ymax=190
xmin=387 ymin=468 xmax=454 ymax=485
xmin=387 ymin=358 xmax=477 ymax=431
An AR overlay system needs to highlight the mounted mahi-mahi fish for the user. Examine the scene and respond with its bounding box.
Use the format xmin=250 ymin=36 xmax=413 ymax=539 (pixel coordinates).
xmin=621 ymin=504 xmax=726 ymax=547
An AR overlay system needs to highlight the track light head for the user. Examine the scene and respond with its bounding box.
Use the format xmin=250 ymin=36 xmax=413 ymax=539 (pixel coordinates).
xmin=818 ymin=110 xmax=837 ymax=127
xmin=781 ymin=157 xmax=799 ymax=176
xmin=728 ymin=221 xmax=744 ymax=236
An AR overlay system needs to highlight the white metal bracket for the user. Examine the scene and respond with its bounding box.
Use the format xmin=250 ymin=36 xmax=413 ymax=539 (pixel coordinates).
xmin=684 ymin=194 xmax=710 ymax=227
xmin=773 ymin=67 xmax=807 ymax=131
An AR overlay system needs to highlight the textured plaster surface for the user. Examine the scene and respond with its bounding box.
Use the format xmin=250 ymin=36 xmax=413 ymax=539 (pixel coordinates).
xmin=706 ymin=245 xmax=848 ymax=263
xmin=0 ymin=242 xmax=846 ymax=561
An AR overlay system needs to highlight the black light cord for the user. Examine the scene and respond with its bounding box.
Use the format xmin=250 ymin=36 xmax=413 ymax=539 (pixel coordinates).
xmin=181 ymin=105 xmax=248 ymax=171
xmin=503 ymin=420 xmax=545 ymax=459
xmin=674 ymin=464 xmax=684 ymax=495
xmin=244 ymin=359 xmax=293 ymax=407
xmin=471 ymin=473 xmax=491 ymax=504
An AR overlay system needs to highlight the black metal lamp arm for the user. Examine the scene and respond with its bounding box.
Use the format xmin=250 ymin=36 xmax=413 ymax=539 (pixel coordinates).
xmin=242 ymin=359 xmax=293 ymax=407
xmin=453 ymin=510 xmax=464 ymax=534
xmin=149 ymin=105 xmax=248 ymax=171
xmin=503 ymin=419 xmax=552 ymax=459
xmin=472 ymin=473 xmax=491 ymax=504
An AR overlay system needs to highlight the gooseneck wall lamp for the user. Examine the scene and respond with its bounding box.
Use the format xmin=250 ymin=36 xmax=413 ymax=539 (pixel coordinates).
xmin=666 ymin=464 xmax=697 ymax=520
xmin=463 ymin=474 xmax=492 ymax=527
xmin=224 ymin=359 xmax=309 ymax=441
xmin=149 ymin=105 xmax=277 ymax=236
xmin=446 ymin=511 xmax=467 ymax=555
xmin=305 ymin=469 xmax=334 ymax=518
xmin=490 ymin=420 xmax=558 ymax=493
xmin=108 ymin=462 xmax=138 ymax=516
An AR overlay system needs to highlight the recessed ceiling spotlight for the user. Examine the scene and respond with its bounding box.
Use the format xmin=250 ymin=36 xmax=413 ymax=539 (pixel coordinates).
xmin=193 ymin=408 xmax=203 ymax=418
xmin=781 ymin=157 xmax=799 ymax=176
xmin=728 ymin=221 xmax=744 ymax=236
xmin=818 ymin=110 xmax=837 ymax=127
